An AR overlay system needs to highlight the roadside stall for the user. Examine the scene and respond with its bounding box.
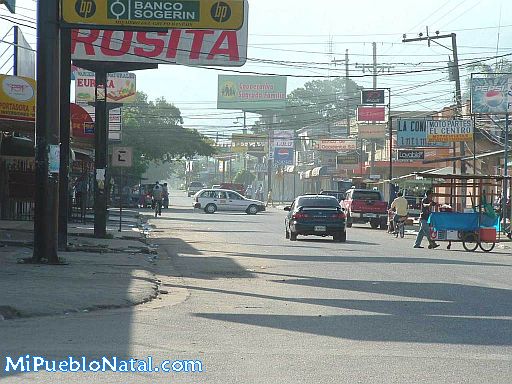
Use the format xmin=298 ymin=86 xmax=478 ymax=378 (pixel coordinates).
xmin=415 ymin=173 xmax=511 ymax=252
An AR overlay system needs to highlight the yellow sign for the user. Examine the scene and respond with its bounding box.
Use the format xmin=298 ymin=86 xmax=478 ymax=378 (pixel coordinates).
xmin=61 ymin=0 xmax=245 ymax=30
xmin=426 ymin=120 xmax=474 ymax=142
xmin=0 ymin=75 xmax=36 ymax=122
xmin=427 ymin=133 xmax=473 ymax=142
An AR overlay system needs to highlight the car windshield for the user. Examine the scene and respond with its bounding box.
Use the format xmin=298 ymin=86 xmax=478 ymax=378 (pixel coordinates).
xmin=352 ymin=191 xmax=381 ymax=200
xmin=296 ymin=197 xmax=340 ymax=208
xmin=189 ymin=182 xmax=202 ymax=187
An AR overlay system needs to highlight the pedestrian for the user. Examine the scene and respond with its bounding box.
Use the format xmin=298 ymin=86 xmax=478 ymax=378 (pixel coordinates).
xmin=245 ymin=185 xmax=253 ymax=199
xmin=414 ymin=189 xmax=439 ymax=249
xmin=266 ymin=188 xmax=274 ymax=207
xmin=256 ymin=184 xmax=263 ymax=201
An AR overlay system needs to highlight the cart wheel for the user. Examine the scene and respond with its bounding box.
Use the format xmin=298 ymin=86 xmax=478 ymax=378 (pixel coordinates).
xmin=478 ymin=241 xmax=495 ymax=252
xmin=462 ymin=233 xmax=478 ymax=252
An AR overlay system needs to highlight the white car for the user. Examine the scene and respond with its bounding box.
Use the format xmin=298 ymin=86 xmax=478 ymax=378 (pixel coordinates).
xmin=193 ymin=189 xmax=266 ymax=214
xmin=187 ymin=181 xmax=204 ymax=197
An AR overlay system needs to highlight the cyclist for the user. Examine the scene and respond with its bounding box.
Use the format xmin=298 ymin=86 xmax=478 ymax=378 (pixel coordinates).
xmin=152 ymin=181 xmax=163 ymax=216
xmin=389 ymin=191 xmax=408 ymax=234
xmin=162 ymin=182 xmax=169 ymax=209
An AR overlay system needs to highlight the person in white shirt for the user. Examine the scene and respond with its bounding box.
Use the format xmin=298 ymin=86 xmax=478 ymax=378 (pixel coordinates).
xmin=390 ymin=191 xmax=408 ymax=227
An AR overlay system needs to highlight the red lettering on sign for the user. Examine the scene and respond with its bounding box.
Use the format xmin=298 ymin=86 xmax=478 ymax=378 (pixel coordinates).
xmin=134 ymin=32 xmax=165 ymax=58
xmin=187 ymin=30 xmax=215 ymax=59
xmin=166 ymin=30 xmax=182 ymax=59
xmin=207 ymin=31 xmax=239 ymax=61
xmin=71 ymin=29 xmax=100 ymax=56
xmin=100 ymin=31 xmax=133 ymax=57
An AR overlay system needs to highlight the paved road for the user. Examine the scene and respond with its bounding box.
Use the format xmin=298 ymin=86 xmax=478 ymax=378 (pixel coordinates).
xmin=1 ymin=191 xmax=511 ymax=383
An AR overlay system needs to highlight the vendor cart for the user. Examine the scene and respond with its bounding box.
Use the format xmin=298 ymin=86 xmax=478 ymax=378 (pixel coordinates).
xmin=414 ymin=173 xmax=512 ymax=252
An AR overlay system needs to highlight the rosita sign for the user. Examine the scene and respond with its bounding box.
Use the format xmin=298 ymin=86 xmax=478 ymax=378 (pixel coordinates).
xmin=71 ymin=26 xmax=248 ymax=66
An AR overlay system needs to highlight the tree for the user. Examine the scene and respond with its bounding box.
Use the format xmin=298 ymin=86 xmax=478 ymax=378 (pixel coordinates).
xmin=277 ymin=77 xmax=362 ymax=130
xmin=233 ymin=169 xmax=255 ymax=186
xmin=121 ymin=92 xmax=215 ymax=176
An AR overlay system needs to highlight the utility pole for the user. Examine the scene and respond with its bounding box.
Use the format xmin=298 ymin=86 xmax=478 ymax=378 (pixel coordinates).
xmin=402 ymin=29 xmax=465 ymax=174
xmin=356 ymin=43 xmax=394 ymax=178
xmin=33 ymin=0 xmax=60 ymax=264
xmin=331 ymin=50 xmax=351 ymax=135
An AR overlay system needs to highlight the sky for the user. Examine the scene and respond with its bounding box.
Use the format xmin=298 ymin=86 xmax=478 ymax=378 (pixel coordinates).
xmin=1 ymin=0 xmax=512 ymax=142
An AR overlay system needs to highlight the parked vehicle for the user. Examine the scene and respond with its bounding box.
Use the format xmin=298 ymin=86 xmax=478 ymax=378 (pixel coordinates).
xmin=284 ymin=195 xmax=347 ymax=242
xmin=319 ymin=190 xmax=346 ymax=202
xmin=193 ymin=188 xmax=265 ymax=214
xmin=342 ymin=188 xmax=388 ymax=229
xmin=187 ymin=181 xmax=205 ymax=197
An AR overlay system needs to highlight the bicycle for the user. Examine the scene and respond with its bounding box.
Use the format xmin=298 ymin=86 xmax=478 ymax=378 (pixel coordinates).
xmin=394 ymin=216 xmax=407 ymax=238
xmin=154 ymin=199 xmax=162 ymax=217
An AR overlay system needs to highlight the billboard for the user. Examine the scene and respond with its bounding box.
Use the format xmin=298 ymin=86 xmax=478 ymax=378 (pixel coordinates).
xmin=81 ymin=104 xmax=123 ymax=141
xmin=13 ymin=27 xmax=35 ymax=79
xmin=62 ymin=0 xmax=245 ymax=31
xmin=470 ymin=76 xmax=512 ymax=114
xmin=75 ymin=69 xmax=136 ymax=103
xmin=273 ymin=147 xmax=294 ymax=166
xmin=317 ymin=139 xmax=356 ymax=151
xmin=358 ymin=124 xmax=386 ymax=139
xmin=0 ymin=74 xmax=36 ymax=122
xmin=426 ymin=120 xmax=473 ymax=142
xmin=231 ymin=133 xmax=267 ymax=154
xmin=336 ymin=153 xmax=359 ymax=170
xmin=361 ymin=89 xmax=385 ymax=104
xmin=70 ymin=13 xmax=248 ymax=67
xmin=217 ymin=75 xmax=287 ymax=110
xmin=357 ymin=106 xmax=386 ymax=122
xmin=396 ymin=119 xmax=451 ymax=148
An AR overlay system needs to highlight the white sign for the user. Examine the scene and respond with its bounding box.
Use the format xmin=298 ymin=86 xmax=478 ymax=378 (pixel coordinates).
xmin=273 ymin=130 xmax=294 ymax=148
xmin=426 ymin=120 xmax=474 ymax=142
xmin=75 ymin=70 xmax=136 ymax=103
xmin=112 ymin=147 xmax=133 ymax=167
xmin=317 ymin=139 xmax=357 ymax=151
xmin=81 ymin=104 xmax=123 ymax=140
xmin=71 ymin=21 xmax=248 ymax=67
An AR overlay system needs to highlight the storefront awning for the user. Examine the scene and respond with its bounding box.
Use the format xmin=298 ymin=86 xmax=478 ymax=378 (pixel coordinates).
xmin=311 ymin=166 xmax=328 ymax=177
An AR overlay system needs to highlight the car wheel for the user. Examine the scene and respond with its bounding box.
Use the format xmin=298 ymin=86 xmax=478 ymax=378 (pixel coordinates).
xmin=204 ymin=203 xmax=217 ymax=214
xmin=247 ymin=204 xmax=258 ymax=215
xmin=285 ymin=228 xmax=290 ymax=239
xmin=380 ymin=220 xmax=388 ymax=230
xmin=370 ymin=219 xmax=380 ymax=229
xmin=346 ymin=215 xmax=353 ymax=228
xmin=340 ymin=231 xmax=347 ymax=242
xmin=290 ymin=231 xmax=297 ymax=241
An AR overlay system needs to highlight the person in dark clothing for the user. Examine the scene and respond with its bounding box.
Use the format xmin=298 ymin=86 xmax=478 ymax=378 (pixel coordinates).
xmin=413 ymin=189 xmax=439 ymax=249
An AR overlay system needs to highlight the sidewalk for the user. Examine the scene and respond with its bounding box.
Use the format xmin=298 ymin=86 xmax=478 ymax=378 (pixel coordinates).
xmin=0 ymin=210 xmax=160 ymax=320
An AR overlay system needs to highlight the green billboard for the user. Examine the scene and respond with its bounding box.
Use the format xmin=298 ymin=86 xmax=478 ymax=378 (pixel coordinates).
xmin=217 ymin=75 xmax=287 ymax=111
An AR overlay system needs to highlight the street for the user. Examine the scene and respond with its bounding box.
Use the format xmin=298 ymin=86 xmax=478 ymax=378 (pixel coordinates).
xmin=1 ymin=191 xmax=512 ymax=383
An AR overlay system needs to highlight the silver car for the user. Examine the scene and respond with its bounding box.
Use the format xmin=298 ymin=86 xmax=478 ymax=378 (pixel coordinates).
xmin=193 ymin=189 xmax=266 ymax=214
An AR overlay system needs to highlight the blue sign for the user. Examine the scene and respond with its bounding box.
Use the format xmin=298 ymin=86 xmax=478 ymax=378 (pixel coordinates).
xmin=470 ymin=77 xmax=511 ymax=114
xmin=396 ymin=119 xmax=450 ymax=148
xmin=3 ymin=0 xmax=15 ymax=13
xmin=273 ymin=147 xmax=294 ymax=165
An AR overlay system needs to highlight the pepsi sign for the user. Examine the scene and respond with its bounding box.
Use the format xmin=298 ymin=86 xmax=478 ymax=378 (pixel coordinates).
xmin=471 ymin=77 xmax=512 ymax=114
xmin=273 ymin=147 xmax=294 ymax=166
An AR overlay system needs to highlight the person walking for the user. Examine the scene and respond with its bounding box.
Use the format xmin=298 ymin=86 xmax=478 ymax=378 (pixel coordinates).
xmin=266 ymin=188 xmax=274 ymax=207
xmin=414 ymin=189 xmax=439 ymax=249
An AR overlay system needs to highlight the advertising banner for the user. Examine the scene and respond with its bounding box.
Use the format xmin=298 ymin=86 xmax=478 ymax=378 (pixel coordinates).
xmin=75 ymin=70 xmax=136 ymax=103
xmin=470 ymin=76 xmax=512 ymax=114
xmin=218 ymin=75 xmax=287 ymax=110
xmin=1 ymin=0 xmax=15 ymax=13
xmin=358 ymin=124 xmax=386 ymax=139
xmin=361 ymin=89 xmax=385 ymax=104
xmin=0 ymin=74 xmax=36 ymax=122
xmin=426 ymin=119 xmax=473 ymax=142
xmin=81 ymin=104 xmax=123 ymax=141
xmin=336 ymin=153 xmax=359 ymax=170
xmin=13 ymin=27 xmax=35 ymax=79
xmin=62 ymin=0 xmax=245 ymax=31
xmin=71 ymin=20 xmax=248 ymax=67
xmin=317 ymin=139 xmax=356 ymax=151
xmin=273 ymin=147 xmax=294 ymax=166
xmin=397 ymin=149 xmax=425 ymax=161
xmin=396 ymin=119 xmax=451 ymax=148
xmin=273 ymin=129 xmax=294 ymax=148
xmin=231 ymin=133 xmax=267 ymax=154
xmin=357 ymin=106 xmax=386 ymax=122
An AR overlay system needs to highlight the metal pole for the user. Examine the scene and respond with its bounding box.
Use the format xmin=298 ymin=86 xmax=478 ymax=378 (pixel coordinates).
xmin=503 ymin=113 xmax=509 ymax=227
xmin=369 ymin=42 xmax=377 ymax=177
xmin=33 ymin=0 xmax=60 ymax=263
xmin=58 ymin=28 xmax=71 ymax=251
xmin=119 ymin=168 xmax=123 ymax=232
xmin=94 ymin=70 xmax=108 ymax=238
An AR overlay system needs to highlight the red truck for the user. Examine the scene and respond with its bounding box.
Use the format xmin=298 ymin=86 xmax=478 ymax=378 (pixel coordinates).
xmin=342 ymin=188 xmax=388 ymax=229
